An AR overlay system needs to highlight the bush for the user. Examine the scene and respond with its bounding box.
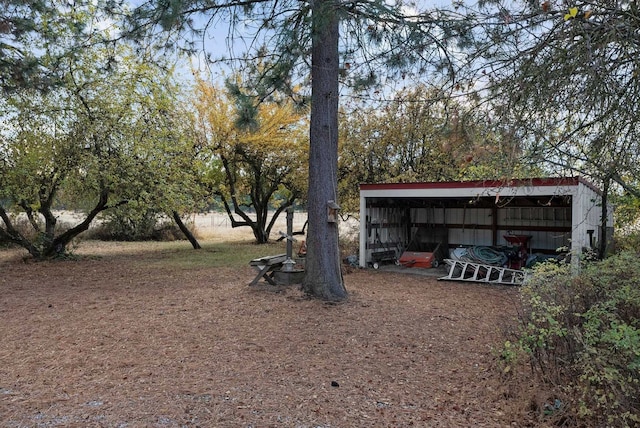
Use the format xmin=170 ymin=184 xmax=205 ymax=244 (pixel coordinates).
xmin=615 ymin=229 xmax=640 ymax=253
xmin=1 ymin=216 xmax=33 ymax=248
xmin=87 ymin=207 xmax=186 ymax=242
xmin=1 ymin=215 xmax=76 ymax=253
xmin=505 ymin=252 xmax=640 ymax=427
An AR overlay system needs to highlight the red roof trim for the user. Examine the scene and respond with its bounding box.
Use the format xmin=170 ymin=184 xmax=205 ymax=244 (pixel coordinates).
xmin=360 ymin=177 xmax=595 ymax=192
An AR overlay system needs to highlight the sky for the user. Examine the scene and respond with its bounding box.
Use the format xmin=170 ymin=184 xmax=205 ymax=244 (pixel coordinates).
xmin=163 ymin=0 xmax=467 ymax=86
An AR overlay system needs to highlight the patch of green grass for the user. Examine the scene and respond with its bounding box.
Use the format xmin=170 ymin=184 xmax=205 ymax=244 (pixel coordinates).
xmin=131 ymin=240 xmax=288 ymax=270
xmin=3 ymin=238 xmax=292 ymax=269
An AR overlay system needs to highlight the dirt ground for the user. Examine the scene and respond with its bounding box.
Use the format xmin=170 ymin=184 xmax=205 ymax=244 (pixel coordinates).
xmin=0 ymin=241 xmax=545 ymax=428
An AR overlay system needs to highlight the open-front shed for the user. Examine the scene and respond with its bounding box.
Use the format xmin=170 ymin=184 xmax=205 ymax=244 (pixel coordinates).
xmin=358 ymin=177 xmax=613 ymax=269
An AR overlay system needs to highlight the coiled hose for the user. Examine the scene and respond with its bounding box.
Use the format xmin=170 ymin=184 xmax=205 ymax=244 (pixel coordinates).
xmin=462 ymin=246 xmax=508 ymax=266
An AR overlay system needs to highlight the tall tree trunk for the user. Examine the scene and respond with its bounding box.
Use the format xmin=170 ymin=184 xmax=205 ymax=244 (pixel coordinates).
xmin=172 ymin=211 xmax=202 ymax=249
xmin=302 ymin=0 xmax=348 ymax=301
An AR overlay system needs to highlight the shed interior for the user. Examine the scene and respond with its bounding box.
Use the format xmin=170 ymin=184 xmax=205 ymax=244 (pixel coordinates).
xmin=364 ymin=194 xmax=574 ymax=267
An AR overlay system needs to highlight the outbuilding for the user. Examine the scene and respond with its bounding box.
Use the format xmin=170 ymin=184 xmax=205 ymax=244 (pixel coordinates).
xmin=358 ymin=177 xmax=613 ymax=269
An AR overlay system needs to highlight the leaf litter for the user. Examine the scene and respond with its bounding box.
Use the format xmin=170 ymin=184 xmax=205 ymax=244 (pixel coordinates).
xmin=0 ymin=243 xmax=542 ymax=427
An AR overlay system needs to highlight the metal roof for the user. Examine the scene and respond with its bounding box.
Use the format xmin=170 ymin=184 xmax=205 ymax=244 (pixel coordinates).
xmin=360 ymin=177 xmax=601 ymax=199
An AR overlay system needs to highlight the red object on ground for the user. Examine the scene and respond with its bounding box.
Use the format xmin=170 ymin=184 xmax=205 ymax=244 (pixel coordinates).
xmin=399 ymin=251 xmax=437 ymax=268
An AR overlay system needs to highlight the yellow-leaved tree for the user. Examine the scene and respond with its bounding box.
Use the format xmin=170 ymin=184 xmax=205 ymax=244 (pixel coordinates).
xmin=193 ymin=75 xmax=308 ymax=243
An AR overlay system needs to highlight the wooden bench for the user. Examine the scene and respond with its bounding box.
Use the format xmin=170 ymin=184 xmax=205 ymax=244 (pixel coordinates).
xmin=249 ymin=254 xmax=287 ymax=286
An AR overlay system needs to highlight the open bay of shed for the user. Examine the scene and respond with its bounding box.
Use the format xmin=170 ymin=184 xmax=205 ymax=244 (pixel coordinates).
xmin=358 ymin=177 xmax=613 ymax=269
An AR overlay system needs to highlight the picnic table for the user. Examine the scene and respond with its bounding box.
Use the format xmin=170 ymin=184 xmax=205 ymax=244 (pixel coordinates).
xmin=249 ymin=254 xmax=287 ymax=286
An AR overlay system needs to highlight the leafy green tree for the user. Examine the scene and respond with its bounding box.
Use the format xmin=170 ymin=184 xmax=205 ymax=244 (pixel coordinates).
xmin=1 ymin=0 xmax=120 ymax=93
xmin=338 ymin=85 xmax=530 ymax=213
xmin=0 ymin=34 xmax=202 ymax=258
xmin=193 ymin=75 xmax=307 ymax=243
xmin=463 ymin=0 xmax=640 ymax=256
xmin=127 ymin=0 xmax=470 ymax=300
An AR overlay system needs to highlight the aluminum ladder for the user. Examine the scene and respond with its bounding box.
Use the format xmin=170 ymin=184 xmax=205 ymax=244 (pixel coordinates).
xmin=439 ymin=259 xmax=527 ymax=285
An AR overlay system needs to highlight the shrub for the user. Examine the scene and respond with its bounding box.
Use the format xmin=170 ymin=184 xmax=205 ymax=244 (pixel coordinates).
xmin=505 ymin=252 xmax=640 ymax=427
xmin=1 ymin=215 xmax=77 ymax=254
xmin=1 ymin=216 xmax=35 ymax=248
xmin=87 ymin=207 xmax=186 ymax=242
xmin=615 ymin=229 xmax=640 ymax=253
